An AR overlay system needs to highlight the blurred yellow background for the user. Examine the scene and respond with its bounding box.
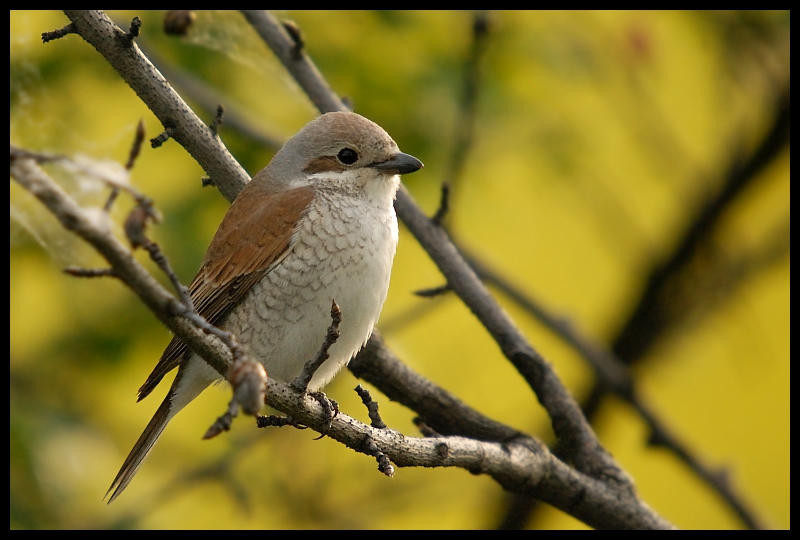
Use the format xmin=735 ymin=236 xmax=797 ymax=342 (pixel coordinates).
xmin=10 ymin=10 xmax=789 ymax=529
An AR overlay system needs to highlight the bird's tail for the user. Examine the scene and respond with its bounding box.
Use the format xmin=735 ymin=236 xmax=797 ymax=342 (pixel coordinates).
xmin=106 ymin=354 xmax=221 ymax=502
xmin=105 ymin=392 xmax=172 ymax=503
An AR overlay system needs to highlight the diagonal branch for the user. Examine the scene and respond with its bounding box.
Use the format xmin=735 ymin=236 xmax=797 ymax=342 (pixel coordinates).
xmin=611 ymin=88 xmax=790 ymax=363
xmin=60 ymin=10 xmax=249 ymax=204
xmin=10 ymin=147 xmax=232 ymax=380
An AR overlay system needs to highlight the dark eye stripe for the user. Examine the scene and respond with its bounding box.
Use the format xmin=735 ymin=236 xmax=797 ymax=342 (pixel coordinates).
xmin=302 ymin=156 xmax=347 ymax=175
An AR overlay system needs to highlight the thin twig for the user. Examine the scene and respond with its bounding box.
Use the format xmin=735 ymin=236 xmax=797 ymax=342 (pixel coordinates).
xmin=441 ymin=11 xmax=491 ymax=196
xmin=355 ymin=384 xmax=387 ymax=429
xmin=291 ymin=300 xmax=342 ymax=392
xmin=240 ymin=11 xmax=348 ymax=114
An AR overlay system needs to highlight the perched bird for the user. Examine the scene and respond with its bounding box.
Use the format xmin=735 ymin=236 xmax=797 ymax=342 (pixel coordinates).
xmin=107 ymin=111 xmax=423 ymax=502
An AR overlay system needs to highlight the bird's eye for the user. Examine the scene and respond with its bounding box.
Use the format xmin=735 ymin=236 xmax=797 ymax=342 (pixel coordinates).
xmin=337 ymin=148 xmax=358 ymax=165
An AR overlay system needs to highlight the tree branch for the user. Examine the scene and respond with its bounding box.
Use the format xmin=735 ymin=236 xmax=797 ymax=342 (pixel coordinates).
xmin=59 ymin=10 xmax=249 ymax=203
xmin=611 ymin=87 xmax=790 ymax=363
xmin=10 ymin=147 xmax=232 ymax=379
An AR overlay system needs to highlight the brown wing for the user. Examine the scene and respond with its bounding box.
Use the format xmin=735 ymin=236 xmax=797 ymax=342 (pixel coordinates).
xmin=137 ymin=184 xmax=315 ymax=401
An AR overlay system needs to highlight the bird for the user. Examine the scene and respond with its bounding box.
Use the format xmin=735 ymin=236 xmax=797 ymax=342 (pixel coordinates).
xmin=106 ymin=111 xmax=423 ymax=502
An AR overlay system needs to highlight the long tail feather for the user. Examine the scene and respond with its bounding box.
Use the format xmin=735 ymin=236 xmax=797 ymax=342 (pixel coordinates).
xmin=105 ymin=393 xmax=172 ymax=503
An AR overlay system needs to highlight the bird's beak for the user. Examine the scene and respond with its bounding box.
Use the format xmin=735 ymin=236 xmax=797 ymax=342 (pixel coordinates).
xmin=372 ymin=152 xmax=423 ymax=175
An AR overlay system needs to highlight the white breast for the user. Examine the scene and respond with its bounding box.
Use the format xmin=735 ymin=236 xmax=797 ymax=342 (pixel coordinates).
xmin=225 ymin=183 xmax=399 ymax=390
